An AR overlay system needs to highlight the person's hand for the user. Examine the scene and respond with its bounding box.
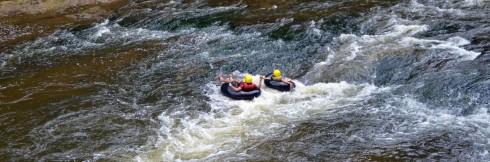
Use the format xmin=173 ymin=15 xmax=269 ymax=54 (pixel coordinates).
xmin=229 ymin=83 xmax=232 ymax=87
xmin=260 ymin=75 xmax=264 ymax=79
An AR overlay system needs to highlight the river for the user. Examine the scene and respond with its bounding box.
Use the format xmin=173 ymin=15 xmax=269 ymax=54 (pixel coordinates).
xmin=1 ymin=0 xmax=489 ymax=161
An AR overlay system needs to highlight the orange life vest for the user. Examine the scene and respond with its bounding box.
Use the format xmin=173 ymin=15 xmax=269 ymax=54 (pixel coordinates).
xmin=240 ymin=82 xmax=257 ymax=91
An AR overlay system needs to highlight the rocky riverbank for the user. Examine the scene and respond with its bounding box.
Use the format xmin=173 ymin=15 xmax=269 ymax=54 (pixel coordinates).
xmin=0 ymin=0 xmax=127 ymax=18
xmin=0 ymin=0 xmax=129 ymax=47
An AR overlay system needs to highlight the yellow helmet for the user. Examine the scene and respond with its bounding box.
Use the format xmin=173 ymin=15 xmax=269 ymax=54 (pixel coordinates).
xmin=273 ymin=69 xmax=281 ymax=77
xmin=244 ymin=74 xmax=253 ymax=83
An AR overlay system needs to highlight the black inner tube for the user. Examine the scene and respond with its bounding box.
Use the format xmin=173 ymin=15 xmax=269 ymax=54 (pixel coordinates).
xmin=264 ymin=73 xmax=295 ymax=92
xmin=220 ymin=82 xmax=261 ymax=100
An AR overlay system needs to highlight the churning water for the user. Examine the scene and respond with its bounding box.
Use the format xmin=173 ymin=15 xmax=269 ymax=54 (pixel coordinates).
xmin=1 ymin=0 xmax=489 ymax=161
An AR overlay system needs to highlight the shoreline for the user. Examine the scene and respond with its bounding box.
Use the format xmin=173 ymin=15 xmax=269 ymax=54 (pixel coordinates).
xmin=0 ymin=0 xmax=127 ymax=18
xmin=0 ymin=0 xmax=129 ymax=47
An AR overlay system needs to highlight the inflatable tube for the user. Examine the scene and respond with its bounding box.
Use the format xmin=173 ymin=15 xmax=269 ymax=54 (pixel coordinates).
xmin=264 ymin=73 xmax=295 ymax=92
xmin=220 ymin=82 xmax=261 ymax=100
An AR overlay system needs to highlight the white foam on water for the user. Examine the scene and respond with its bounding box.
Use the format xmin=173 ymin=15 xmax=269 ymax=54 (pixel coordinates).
xmin=305 ymin=24 xmax=430 ymax=81
xmin=93 ymin=19 xmax=111 ymax=38
xmin=339 ymin=24 xmax=429 ymax=58
xmin=419 ymin=107 xmax=490 ymax=135
xmin=135 ymin=75 xmax=387 ymax=161
xmin=88 ymin=22 xmax=174 ymax=46
xmin=409 ymin=0 xmax=490 ymax=20
xmin=363 ymin=96 xmax=490 ymax=159
xmin=431 ymin=37 xmax=480 ymax=60
xmin=94 ymin=26 xmax=111 ymax=38
xmin=2 ymin=18 xmax=185 ymax=63
xmin=461 ymin=0 xmax=484 ymax=6
xmin=308 ymin=20 xmax=481 ymax=81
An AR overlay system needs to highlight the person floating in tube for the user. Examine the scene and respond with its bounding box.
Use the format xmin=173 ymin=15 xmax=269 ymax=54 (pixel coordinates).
xmin=218 ymin=73 xmax=262 ymax=92
xmin=260 ymin=69 xmax=294 ymax=89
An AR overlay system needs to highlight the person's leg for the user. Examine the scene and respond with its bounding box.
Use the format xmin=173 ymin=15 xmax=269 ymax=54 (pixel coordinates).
xmin=218 ymin=73 xmax=232 ymax=83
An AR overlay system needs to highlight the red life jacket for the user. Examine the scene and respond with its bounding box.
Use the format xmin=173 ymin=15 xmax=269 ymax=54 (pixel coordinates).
xmin=240 ymin=82 xmax=257 ymax=91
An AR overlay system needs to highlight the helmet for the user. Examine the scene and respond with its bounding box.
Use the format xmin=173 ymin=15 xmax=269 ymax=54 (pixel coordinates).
xmin=273 ymin=69 xmax=281 ymax=77
xmin=244 ymin=74 xmax=253 ymax=83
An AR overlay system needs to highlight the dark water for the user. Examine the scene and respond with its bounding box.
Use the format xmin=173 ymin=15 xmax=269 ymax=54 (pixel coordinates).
xmin=1 ymin=0 xmax=489 ymax=161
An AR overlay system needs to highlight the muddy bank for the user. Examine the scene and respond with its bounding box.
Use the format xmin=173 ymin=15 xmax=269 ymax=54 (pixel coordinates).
xmin=0 ymin=0 xmax=129 ymax=47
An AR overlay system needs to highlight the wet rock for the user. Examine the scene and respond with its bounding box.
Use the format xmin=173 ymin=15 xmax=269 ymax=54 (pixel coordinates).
xmin=373 ymin=51 xmax=490 ymax=115
xmin=400 ymin=56 xmax=490 ymax=115
xmin=475 ymin=48 xmax=490 ymax=60
xmin=409 ymin=58 xmax=490 ymax=115
xmin=463 ymin=36 xmax=490 ymax=54
xmin=0 ymin=1 xmax=21 ymax=16
xmin=66 ymin=6 xmax=108 ymax=21
xmin=374 ymin=55 xmax=417 ymax=86
xmin=0 ymin=0 xmax=125 ymax=18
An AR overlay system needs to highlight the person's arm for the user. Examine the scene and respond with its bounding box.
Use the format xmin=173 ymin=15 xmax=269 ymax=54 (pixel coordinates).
xmin=229 ymin=83 xmax=242 ymax=92
xmin=282 ymin=77 xmax=292 ymax=83
xmin=260 ymin=75 xmax=271 ymax=80
xmin=257 ymin=78 xmax=263 ymax=88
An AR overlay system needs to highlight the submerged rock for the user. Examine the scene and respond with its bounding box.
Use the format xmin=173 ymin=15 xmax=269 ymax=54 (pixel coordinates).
xmin=475 ymin=47 xmax=490 ymax=60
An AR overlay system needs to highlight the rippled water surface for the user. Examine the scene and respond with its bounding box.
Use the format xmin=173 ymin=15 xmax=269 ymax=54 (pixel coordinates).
xmin=1 ymin=0 xmax=490 ymax=161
